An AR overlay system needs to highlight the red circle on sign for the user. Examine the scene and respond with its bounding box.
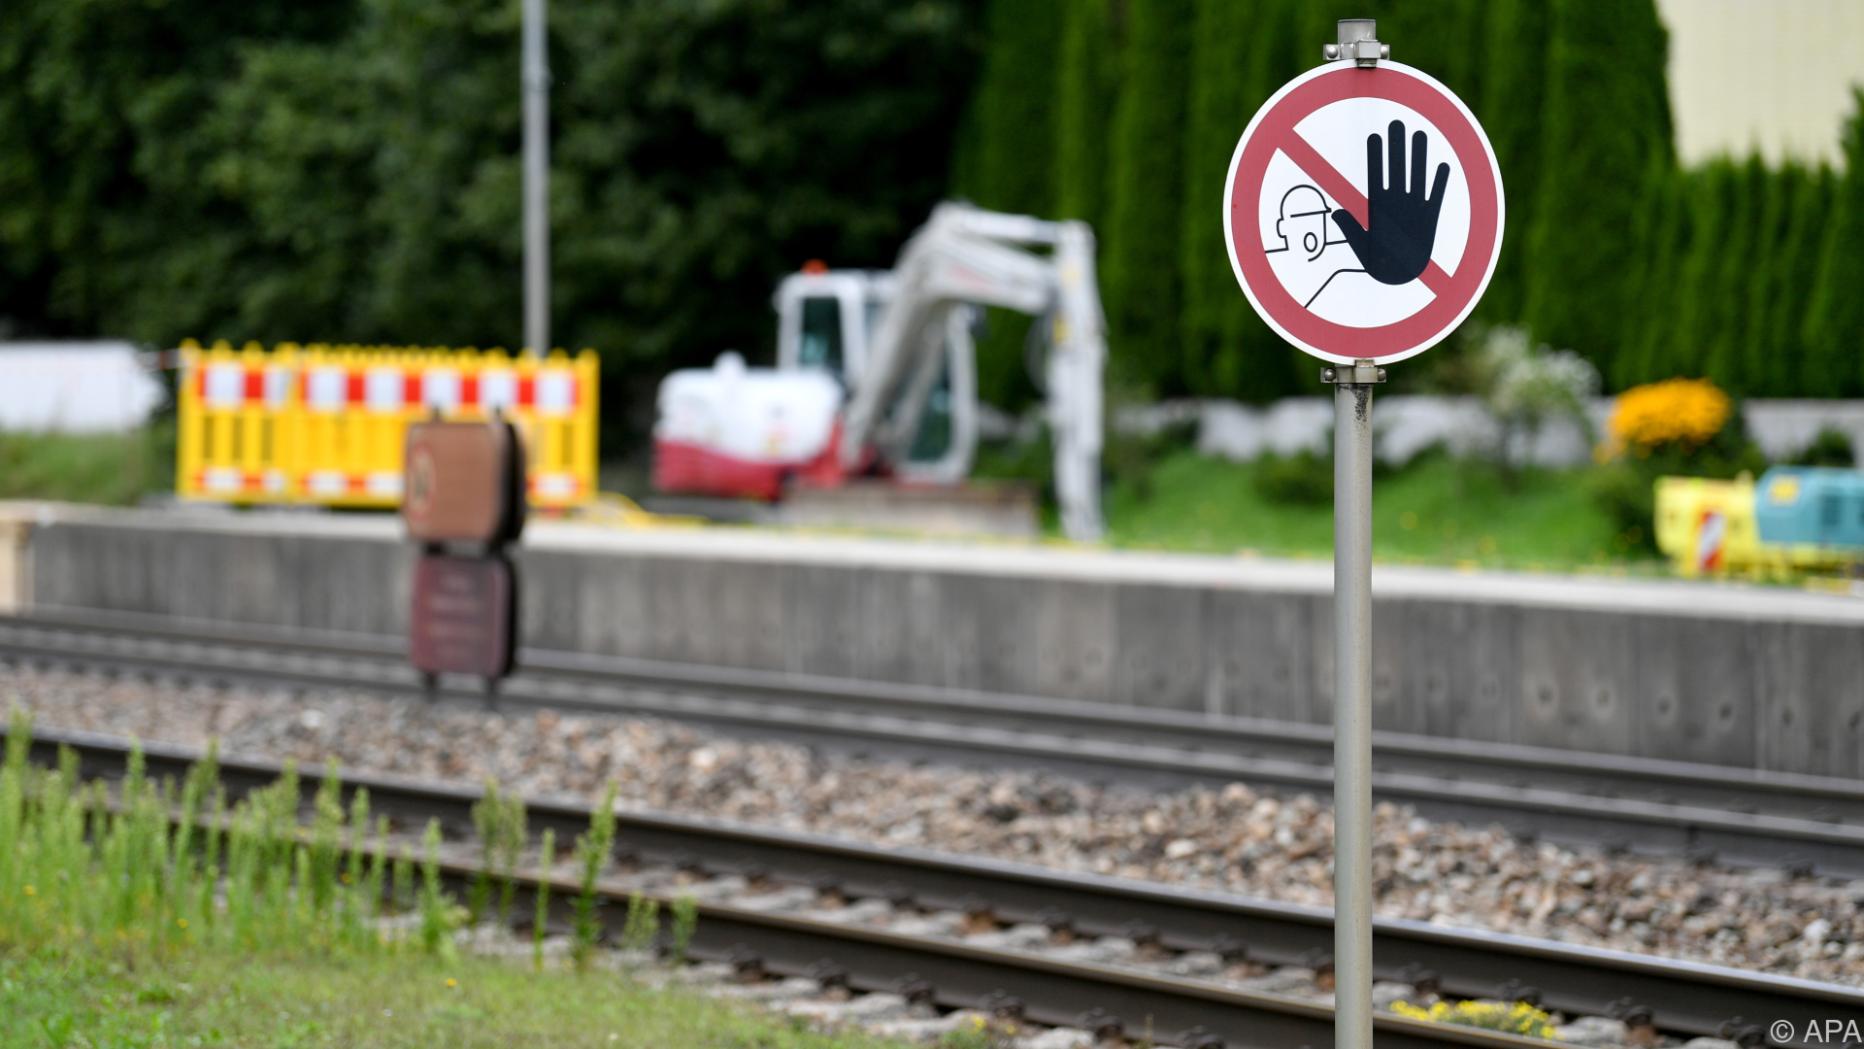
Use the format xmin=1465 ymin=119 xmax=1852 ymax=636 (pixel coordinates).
xmin=1223 ymin=61 xmax=1503 ymax=364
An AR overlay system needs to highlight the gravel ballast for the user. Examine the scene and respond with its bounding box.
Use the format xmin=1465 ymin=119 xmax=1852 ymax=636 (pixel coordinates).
xmin=4 ymin=664 xmax=1860 ymax=987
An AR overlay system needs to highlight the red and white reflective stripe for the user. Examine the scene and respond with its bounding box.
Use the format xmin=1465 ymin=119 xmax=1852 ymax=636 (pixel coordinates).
xmin=1696 ymin=510 xmax=1726 ymax=572
xmin=305 ymin=471 xmax=404 ymax=497
xmin=535 ymin=371 xmax=574 ymax=416
xmin=421 ymin=369 xmax=461 ymax=411
xmin=306 ymin=368 xmax=347 ymax=411
xmin=479 ymin=370 xmax=517 ymax=411
xmin=264 ymin=367 xmax=293 ymax=407
xmin=365 ymin=368 xmax=404 ymax=412
xmin=305 ymin=471 xmax=348 ymax=497
xmin=203 ymin=365 xmax=247 ymax=408
xmin=201 ymin=467 xmax=244 ymax=492
xmin=529 ymin=473 xmax=579 ymax=499
xmin=198 ymin=468 xmax=288 ymax=494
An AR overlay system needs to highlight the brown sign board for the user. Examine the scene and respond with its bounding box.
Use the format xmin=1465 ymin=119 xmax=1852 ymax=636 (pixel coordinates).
xmin=403 ymin=421 xmax=526 ymax=547
xmin=409 ymin=553 xmax=517 ymax=679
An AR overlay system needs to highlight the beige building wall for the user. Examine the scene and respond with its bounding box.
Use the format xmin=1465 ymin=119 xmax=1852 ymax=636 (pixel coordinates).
xmin=1658 ymin=0 xmax=1864 ymax=167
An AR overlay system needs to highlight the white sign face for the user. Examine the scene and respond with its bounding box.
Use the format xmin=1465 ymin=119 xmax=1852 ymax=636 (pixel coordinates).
xmin=1223 ymin=60 xmax=1504 ymax=365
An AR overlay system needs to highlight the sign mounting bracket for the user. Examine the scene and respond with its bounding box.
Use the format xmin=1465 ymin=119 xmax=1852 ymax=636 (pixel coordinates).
xmin=1324 ymin=18 xmax=1389 ymax=67
xmin=1320 ymin=360 xmax=1387 ymax=385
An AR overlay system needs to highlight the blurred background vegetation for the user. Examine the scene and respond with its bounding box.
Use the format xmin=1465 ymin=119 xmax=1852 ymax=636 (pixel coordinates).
xmin=2 ymin=0 xmax=1860 ymax=441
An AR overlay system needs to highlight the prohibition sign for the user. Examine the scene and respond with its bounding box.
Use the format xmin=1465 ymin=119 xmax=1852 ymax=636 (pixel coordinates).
xmin=1223 ymin=60 xmax=1503 ymax=365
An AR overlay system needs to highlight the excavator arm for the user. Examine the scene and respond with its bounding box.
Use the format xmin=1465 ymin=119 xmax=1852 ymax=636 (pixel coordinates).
xmin=839 ymin=203 xmax=1106 ymax=541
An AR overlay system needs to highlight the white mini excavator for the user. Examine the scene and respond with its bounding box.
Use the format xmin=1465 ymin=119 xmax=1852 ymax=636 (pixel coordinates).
xmin=652 ymin=202 xmax=1106 ymax=541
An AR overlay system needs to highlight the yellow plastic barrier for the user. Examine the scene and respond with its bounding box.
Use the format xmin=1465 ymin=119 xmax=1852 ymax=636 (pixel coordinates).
xmin=1652 ymin=474 xmax=1840 ymax=579
xmin=1653 ymin=475 xmax=1758 ymax=577
xmin=176 ymin=339 xmax=599 ymax=510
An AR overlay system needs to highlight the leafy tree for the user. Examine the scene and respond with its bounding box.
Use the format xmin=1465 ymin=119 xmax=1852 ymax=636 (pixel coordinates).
xmin=1524 ymin=0 xmax=1673 ymax=372
xmin=0 ymin=0 xmax=354 ymax=337
xmin=1804 ymin=89 xmax=1864 ymax=395
xmin=1102 ymin=0 xmax=1194 ymax=394
xmin=2 ymin=0 xmax=977 ymax=451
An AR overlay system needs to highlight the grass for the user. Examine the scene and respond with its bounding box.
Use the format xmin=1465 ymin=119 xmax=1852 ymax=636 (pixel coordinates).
xmin=0 ymin=947 xmax=907 ymax=1049
xmin=0 ymin=422 xmax=172 ymax=505
xmin=0 ymin=714 xmax=901 ymax=1049
xmin=1104 ymin=448 xmax=1646 ymax=570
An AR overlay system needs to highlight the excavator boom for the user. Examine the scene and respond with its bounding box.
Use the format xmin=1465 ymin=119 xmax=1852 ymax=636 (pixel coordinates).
xmin=840 ymin=203 xmax=1106 ymax=541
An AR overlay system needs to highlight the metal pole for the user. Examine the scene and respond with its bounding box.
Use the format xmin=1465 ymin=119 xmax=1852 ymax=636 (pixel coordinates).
xmin=521 ymin=0 xmax=550 ymax=358
xmin=1325 ymin=359 xmax=1381 ymax=1049
xmin=1320 ymin=25 xmax=1388 ymax=1049
xmin=1319 ymin=20 xmax=1394 ymax=1043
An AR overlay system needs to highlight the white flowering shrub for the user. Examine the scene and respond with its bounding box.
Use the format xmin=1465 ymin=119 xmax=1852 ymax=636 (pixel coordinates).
xmin=1474 ymin=326 xmax=1599 ymax=472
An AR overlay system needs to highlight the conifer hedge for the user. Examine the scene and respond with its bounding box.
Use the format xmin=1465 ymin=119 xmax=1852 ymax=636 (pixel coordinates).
xmin=954 ymin=0 xmax=1864 ymax=400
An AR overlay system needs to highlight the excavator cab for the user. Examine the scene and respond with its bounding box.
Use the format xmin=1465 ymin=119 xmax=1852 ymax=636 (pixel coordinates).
xmin=774 ymin=269 xmax=976 ymax=482
xmin=654 ymin=203 xmax=1102 ymax=540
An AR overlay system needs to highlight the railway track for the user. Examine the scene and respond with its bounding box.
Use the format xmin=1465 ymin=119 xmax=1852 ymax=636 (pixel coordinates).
xmin=12 ymin=725 xmax=1860 ymax=1049
xmin=3 ymin=609 xmax=1861 ymax=878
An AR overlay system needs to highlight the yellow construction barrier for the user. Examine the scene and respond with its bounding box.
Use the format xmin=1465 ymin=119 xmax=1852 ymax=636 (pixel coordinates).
xmin=1653 ymin=475 xmax=1759 ymax=577
xmin=1652 ymin=474 xmax=1841 ymax=580
xmin=176 ymin=340 xmax=599 ymax=510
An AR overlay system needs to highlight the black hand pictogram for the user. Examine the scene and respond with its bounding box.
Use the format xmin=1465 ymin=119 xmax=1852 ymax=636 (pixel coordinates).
xmin=1330 ymin=120 xmax=1450 ymax=285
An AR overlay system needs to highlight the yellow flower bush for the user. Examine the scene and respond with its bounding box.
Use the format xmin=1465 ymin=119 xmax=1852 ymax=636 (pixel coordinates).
xmin=1602 ymin=378 xmax=1731 ymax=458
xmin=1392 ymin=998 xmax=1562 ymax=1040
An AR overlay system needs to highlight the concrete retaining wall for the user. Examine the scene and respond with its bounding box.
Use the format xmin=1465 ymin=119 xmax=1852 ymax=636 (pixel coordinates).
xmin=10 ymin=504 xmax=1863 ymax=780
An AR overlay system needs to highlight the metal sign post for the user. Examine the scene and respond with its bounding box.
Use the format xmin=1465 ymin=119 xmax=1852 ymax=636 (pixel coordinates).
xmin=1322 ymin=358 xmax=1381 ymax=1049
xmin=521 ymin=0 xmax=550 ymax=359
xmin=1221 ymin=17 xmax=1505 ymax=1049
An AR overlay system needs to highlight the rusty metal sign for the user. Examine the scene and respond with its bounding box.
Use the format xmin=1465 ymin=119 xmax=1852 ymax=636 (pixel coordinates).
xmin=403 ymin=420 xmax=526 ymax=547
xmin=409 ymin=552 xmax=517 ymax=679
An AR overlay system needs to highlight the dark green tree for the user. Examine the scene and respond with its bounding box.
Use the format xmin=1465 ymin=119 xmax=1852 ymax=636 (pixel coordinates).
xmin=1052 ymin=0 xmax=1119 ymax=229
xmin=1359 ymin=0 xmax=1487 ymax=99
xmin=1773 ymin=165 xmax=1836 ymax=393
xmin=1612 ymin=155 xmax=1674 ymax=388
xmin=1701 ymin=157 xmax=1762 ymax=389
xmin=0 ymin=0 xmax=353 ymax=337
xmin=1742 ymin=160 xmax=1800 ymax=395
xmin=1102 ymin=0 xmax=1194 ymax=394
xmin=952 ymin=0 xmax=1059 ymax=219
xmin=1523 ymin=0 xmax=1673 ymax=372
xmin=952 ymin=0 xmax=1064 ymax=408
xmin=1804 ymin=89 xmax=1864 ymax=395
xmin=1471 ymin=0 xmax=1548 ymax=325
xmin=1672 ymin=163 xmax=1736 ymax=380
xmin=1179 ymin=0 xmax=1313 ymax=401
xmin=1620 ymin=166 xmax=1692 ymax=385
xmin=2 ymin=0 xmax=978 ymax=451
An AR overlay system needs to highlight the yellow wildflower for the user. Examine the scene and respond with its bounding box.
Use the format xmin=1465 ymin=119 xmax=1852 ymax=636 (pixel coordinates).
xmin=1390 ymin=998 xmax=1560 ymax=1040
xmin=445 ymin=977 xmax=458 ymax=989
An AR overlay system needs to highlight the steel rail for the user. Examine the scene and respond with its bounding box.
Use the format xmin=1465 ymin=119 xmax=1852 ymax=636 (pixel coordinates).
xmin=1 ymin=724 xmax=1538 ymax=1049
xmin=13 ymin=725 xmax=1860 ymax=1048
xmin=3 ymin=610 xmax=1862 ymax=878
xmin=12 ymin=606 xmax=1861 ymax=820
